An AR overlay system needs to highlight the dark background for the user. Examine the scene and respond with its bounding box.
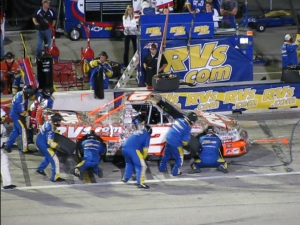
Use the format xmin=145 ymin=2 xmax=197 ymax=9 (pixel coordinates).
xmin=1 ymin=0 xmax=300 ymax=31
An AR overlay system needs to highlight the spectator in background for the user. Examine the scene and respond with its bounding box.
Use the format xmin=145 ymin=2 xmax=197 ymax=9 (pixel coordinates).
xmin=0 ymin=1 xmax=4 ymax=59
xmin=205 ymin=2 xmax=219 ymax=29
xmin=219 ymin=0 xmax=237 ymax=28
xmin=185 ymin=0 xmax=205 ymax=14
xmin=32 ymin=0 xmax=56 ymax=59
xmin=281 ymin=34 xmax=300 ymax=68
xmin=123 ymin=5 xmax=137 ymax=69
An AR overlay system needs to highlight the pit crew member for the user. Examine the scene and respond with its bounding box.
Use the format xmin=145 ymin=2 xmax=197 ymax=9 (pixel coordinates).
xmin=281 ymin=34 xmax=300 ymax=68
xmin=189 ymin=126 xmax=228 ymax=174
xmin=36 ymin=113 xmax=66 ymax=182
xmin=121 ymin=125 xmax=152 ymax=189
xmin=71 ymin=130 xmax=106 ymax=178
xmin=4 ymin=85 xmax=36 ymax=154
xmin=184 ymin=0 xmax=205 ymax=14
xmin=1 ymin=109 xmax=17 ymax=189
xmin=0 ymin=52 xmax=21 ymax=95
xmin=27 ymin=88 xmax=54 ymax=144
xmin=89 ymin=51 xmax=113 ymax=90
xmin=159 ymin=111 xmax=198 ymax=176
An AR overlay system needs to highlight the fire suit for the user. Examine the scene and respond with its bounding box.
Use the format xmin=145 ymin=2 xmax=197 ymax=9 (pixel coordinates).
xmin=193 ymin=133 xmax=227 ymax=169
xmin=36 ymin=120 xmax=62 ymax=181
xmin=28 ymin=91 xmax=54 ymax=143
xmin=5 ymin=91 xmax=29 ymax=153
xmin=89 ymin=61 xmax=113 ymax=90
xmin=0 ymin=59 xmax=21 ymax=95
xmin=159 ymin=118 xmax=191 ymax=176
xmin=1 ymin=123 xmax=14 ymax=187
xmin=281 ymin=42 xmax=299 ymax=68
xmin=122 ymin=130 xmax=150 ymax=185
xmin=75 ymin=138 xmax=106 ymax=176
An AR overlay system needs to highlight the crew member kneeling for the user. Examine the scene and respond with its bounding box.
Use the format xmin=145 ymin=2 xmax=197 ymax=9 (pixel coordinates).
xmin=36 ymin=113 xmax=66 ymax=182
xmin=72 ymin=130 xmax=106 ymax=179
xmin=189 ymin=126 xmax=228 ymax=174
xmin=121 ymin=125 xmax=152 ymax=189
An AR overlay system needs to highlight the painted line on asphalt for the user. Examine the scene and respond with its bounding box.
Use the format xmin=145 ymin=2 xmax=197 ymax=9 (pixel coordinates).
xmin=8 ymin=171 xmax=300 ymax=191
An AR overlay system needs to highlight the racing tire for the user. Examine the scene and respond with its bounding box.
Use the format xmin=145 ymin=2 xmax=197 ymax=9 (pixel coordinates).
xmin=256 ymin=24 xmax=266 ymax=32
xmin=183 ymin=135 xmax=200 ymax=159
xmin=54 ymin=133 xmax=76 ymax=156
xmin=68 ymin=28 xmax=82 ymax=41
xmin=152 ymin=73 xmax=180 ymax=92
xmin=281 ymin=67 xmax=300 ymax=83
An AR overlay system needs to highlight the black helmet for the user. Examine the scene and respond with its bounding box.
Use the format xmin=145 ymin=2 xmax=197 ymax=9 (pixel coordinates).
xmin=86 ymin=130 xmax=97 ymax=139
xmin=144 ymin=124 xmax=152 ymax=135
xmin=23 ymin=85 xmax=37 ymax=99
xmin=4 ymin=52 xmax=14 ymax=60
xmin=51 ymin=113 xmax=64 ymax=127
xmin=185 ymin=111 xmax=197 ymax=125
xmin=43 ymin=88 xmax=54 ymax=97
xmin=99 ymin=51 xmax=108 ymax=59
xmin=206 ymin=126 xmax=214 ymax=133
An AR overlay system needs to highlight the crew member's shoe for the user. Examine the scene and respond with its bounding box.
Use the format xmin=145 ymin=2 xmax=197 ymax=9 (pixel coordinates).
xmin=3 ymin=145 xmax=12 ymax=153
xmin=188 ymin=169 xmax=201 ymax=174
xmin=36 ymin=170 xmax=47 ymax=176
xmin=217 ymin=165 xmax=228 ymax=173
xmin=121 ymin=178 xmax=129 ymax=183
xmin=71 ymin=168 xmax=80 ymax=178
xmin=3 ymin=184 xmax=17 ymax=189
xmin=137 ymin=184 xmax=150 ymax=189
xmin=96 ymin=168 xmax=103 ymax=178
xmin=53 ymin=177 xmax=66 ymax=182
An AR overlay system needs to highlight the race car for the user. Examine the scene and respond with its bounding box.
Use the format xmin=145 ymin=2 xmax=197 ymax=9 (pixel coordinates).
xmin=39 ymin=91 xmax=249 ymax=160
xmin=240 ymin=10 xmax=296 ymax=32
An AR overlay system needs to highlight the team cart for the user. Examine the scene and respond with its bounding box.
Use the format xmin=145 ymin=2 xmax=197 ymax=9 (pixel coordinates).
xmin=38 ymin=91 xmax=249 ymax=160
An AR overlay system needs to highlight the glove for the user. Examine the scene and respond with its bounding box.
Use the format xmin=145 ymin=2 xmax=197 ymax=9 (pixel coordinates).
xmin=297 ymin=36 xmax=300 ymax=42
xmin=20 ymin=111 xmax=28 ymax=117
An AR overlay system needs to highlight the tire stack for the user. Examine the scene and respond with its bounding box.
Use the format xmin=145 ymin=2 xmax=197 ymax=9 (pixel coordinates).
xmin=152 ymin=73 xmax=180 ymax=92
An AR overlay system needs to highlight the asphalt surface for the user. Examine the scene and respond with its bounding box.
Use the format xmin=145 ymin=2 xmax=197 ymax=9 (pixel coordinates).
xmin=1 ymin=111 xmax=300 ymax=225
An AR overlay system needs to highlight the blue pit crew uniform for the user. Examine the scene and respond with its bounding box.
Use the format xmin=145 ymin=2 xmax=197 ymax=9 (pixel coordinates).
xmin=281 ymin=41 xmax=299 ymax=68
xmin=89 ymin=60 xmax=113 ymax=90
xmin=122 ymin=128 xmax=151 ymax=186
xmin=191 ymin=132 xmax=228 ymax=173
xmin=159 ymin=118 xmax=191 ymax=176
xmin=36 ymin=119 xmax=63 ymax=182
xmin=5 ymin=92 xmax=29 ymax=153
xmin=74 ymin=138 xmax=106 ymax=177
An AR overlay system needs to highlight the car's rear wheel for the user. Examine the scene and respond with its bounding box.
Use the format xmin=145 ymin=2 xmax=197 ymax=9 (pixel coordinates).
xmin=256 ymin=24 xmax=266 ymax=32
xmin=68 ymin=28 xmax=82 ymax=41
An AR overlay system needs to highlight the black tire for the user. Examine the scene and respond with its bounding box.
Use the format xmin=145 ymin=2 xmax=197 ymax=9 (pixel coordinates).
xmin=256 ymin=24 xmax=266 ymax=32
xmin=183 ymin=135 xmax=200 ymax=159
xmin=152 ymin=73 xmax=180 ymax=92
xmin=281 ymin=67 xmax=300 ymax=83
xmin=54 ymin=133 xmax=76 ymax=156
xmin=68 ymin=28 xmax=82 ymax=41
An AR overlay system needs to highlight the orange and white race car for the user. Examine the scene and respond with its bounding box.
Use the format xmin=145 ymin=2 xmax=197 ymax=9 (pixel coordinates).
xmin=40 ymin=91 xmax=249 ymax=159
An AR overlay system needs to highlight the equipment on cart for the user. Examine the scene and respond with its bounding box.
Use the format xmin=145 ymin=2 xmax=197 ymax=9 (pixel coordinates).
xmin=152 ymin=73 xmax=180 ymax=92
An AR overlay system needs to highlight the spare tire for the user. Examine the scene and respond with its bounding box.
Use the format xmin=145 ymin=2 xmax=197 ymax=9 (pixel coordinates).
xmin=281 ymin=67 xmax=300 ymax=83
xmin=54 ymin=133 xmax=76 ymax=156
xmin=152 ymin=73 xmax=180 ymax=92
xmin=183 ymin=135 xmax=200 ymax=159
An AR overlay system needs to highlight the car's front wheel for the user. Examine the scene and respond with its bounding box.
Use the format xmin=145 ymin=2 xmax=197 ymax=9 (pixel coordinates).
xmin=256 ymin=24 xmax=266 ymax=32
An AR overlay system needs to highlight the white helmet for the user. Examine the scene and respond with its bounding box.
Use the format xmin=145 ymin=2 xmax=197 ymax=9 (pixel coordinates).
xmin=284 ymin=34 xmax=292 ymax=42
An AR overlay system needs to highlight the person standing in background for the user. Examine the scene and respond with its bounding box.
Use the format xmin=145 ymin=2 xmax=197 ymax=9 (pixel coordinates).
xmin=123 ymin=5 xmax=137 ymax=69
xmin=32 ymin=0 xmax=56 ymax=59
xmin=281 ymin=34 xmax=300 ymax=68
xmin=0 ymin=0 xmax=5 ymax=59
xmin=205 ymin=2 xmax=219 ymax=29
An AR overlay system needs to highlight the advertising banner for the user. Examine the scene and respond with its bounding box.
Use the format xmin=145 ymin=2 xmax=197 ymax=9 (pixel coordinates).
xmin=158 ymin=83 xmax=300 ymax=112
xmin=140 ymin=37 xmax=253 ymax=85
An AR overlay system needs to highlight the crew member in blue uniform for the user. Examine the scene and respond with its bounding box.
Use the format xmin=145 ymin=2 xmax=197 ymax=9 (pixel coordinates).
xmin=159 ymin=111 xmax=198 ymax=176
xmin=189 ymin=126 xmax=228 ymax=174
xmin=28 ymin=88 xmax=54 ymax=144
xmin=121 ymin=125 xmax=152 ymax=189
xmin=4 ymin=85 xmax=36 ymax=153
xmin=71 ymin=130 xmax=106 ymax=178
xmin=281 ymin=34 xmax=300 ymax=68
xmin=36 ymin=113 xmax=66 ymax=182
xmin=89 ymin=51 xmax=113 ymax=90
